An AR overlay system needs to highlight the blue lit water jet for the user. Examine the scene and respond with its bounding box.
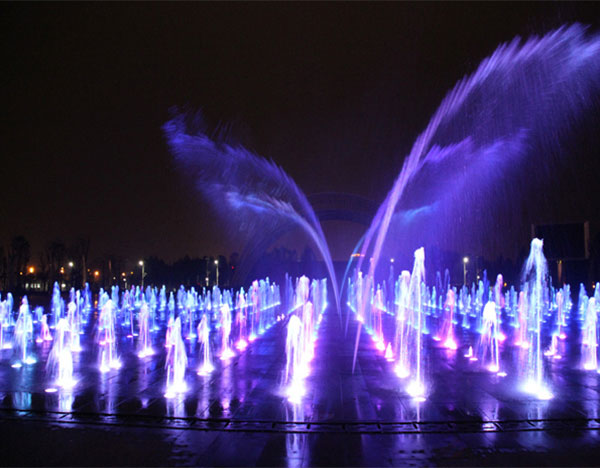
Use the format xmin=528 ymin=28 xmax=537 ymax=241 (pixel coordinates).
xmin=355 ymin=24 xmax=600 ymax=312
xmin=521 ymin=238 xmax=552 ymax=399
xmin=163 ymin=113 xmax=341 ymax=319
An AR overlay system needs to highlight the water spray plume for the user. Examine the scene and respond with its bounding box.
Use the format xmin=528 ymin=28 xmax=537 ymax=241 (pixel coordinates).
xmin=163 ymin=112 xmax=341 ymax=321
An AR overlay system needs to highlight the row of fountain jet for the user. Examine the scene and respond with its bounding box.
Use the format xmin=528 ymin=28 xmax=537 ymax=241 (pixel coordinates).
xmin=0 ymin=274 xmax=327 ymax=400
xmin=348 ymin=238 xmax=600 ymax=401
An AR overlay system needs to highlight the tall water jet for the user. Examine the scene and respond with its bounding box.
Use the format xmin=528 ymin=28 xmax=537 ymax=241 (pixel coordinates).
xmin=581 ymin=298 xmax=597 ymax=370
xmin=235 ymin=290 xmax=248 ymax=351
xmin=401 ymin=248 xmax=427 ymax=400
xmin=46 ymin=318 xmax=75 ymax=390
xmin=219 ymin=302 xmax=235 ymax=360
xmin=283 ymin=276 xmax=322 ymax=403
xmin=372 ymin=286 xmax=386 ymax=351
xmin=66 ymin=301 xmax=82 ymax=352
xmin=12 ymin=298 xmax=35 ymax=367
xmin=137 ymin=301 xmax=154 ymax=358
xmin=479 ymin=302 xmax=502 ymax=374
xmin=285 ymin=313 xmax=304 ymax=403
xmin=165 ymin=317 xmax=187 ymax=398
xmin=555 ymin=290 xmax=567 ymax=340
xmin=394 ymin=270 xmax=411 ymax=377
xmin=0 ymin=300 xmax=10 ymax=349
xmin=440 ymin=289 xmax=458 ymax=350
xmin=197 ymin=314 xmax=214 ymax=375
xmin=521 ymin=238 xmax=552 ymax=399
xmin=50 ymin=282 xmax=61 ymax=328
xmin=98 ymin=299 xmax=121 ymax=372
xmin=249 ymin=281 xmax=259 ymax=341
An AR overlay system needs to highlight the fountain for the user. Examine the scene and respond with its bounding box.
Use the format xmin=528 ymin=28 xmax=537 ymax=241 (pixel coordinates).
xmin=197 ymin=314 xmax=214 ymax=375
xmin=165 ymin=317 xmax=187 ymax=398
xmin=12 ymin=297 xmax=35 ymax=367
xmin=582 ymin=298 xmax=597 ymax=370
xmin=137 ymin=301 xmax=154 ymax=358
xmin=46 ymin=318 xmax=76 ymax=390
xmin=440 ymin=289 xmax=457 ymax=350
xmin=0 ymin=299 xmax=10 ymax=349
xmin=521 ymin=238 xmax=553 ymax=399
xmin=479 ymin=301 xmax=502 ymax=374
xmin=351 ymin=27 xmax=600 ymax=352
xmin=98 ymin=299 xmax=121 ymax=372
xmin=66 ymin=300 xmax=82 ymax=352
xmin=393 ymin=270 xmax=411 ymax=376
xmin=37 ymin=314 xmax=53 ymax=343
xmin=219 ymin=302 xmax=235 ymax=360
xmin=235 ymin=290 xmax=248 ymax=351
xmin=163 ymin=112 xmax=341 ymax=320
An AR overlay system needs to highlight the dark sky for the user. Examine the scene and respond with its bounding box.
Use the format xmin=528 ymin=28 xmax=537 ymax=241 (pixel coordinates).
xmin=1 ymin=2 xmax=599 ymax=264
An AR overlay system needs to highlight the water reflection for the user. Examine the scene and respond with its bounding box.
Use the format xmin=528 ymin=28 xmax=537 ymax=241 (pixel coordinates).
xmin=13 ymin=391 xmax=31 ymax=410
xmin=100 ymin=371 xmax=118 ymax=414
xmin=166 ymin=393 xmax=185 ymax=418
xmin=58 ymin=390 xmax=73 ymax=412
xmin=285 ymin=401 xmax=306 ymax=467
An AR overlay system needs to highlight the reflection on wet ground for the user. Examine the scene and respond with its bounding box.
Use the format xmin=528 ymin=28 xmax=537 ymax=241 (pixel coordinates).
xmin=2 ymin=305 xmax=600 ymax=466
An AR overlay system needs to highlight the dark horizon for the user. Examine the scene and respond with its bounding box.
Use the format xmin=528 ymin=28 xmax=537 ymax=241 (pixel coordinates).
xmin=2 ymin=2 xmax=600 ymax=266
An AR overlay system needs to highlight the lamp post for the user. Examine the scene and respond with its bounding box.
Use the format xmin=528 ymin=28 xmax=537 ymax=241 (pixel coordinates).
xmin=463 ymin=257 xmax=469 ymax=286
xmin=139 ymin=260 xmax=146 ymax=290
xmin=214 ymin=259 xmax=219 ymax=287
xmin=68 ymin=261 xmax=74 ymax=288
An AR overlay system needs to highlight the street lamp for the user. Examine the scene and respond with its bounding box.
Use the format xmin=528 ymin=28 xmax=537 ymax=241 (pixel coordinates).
xmin=139 ymin=260 xmax=146 ymax=289
xmin=463 ymin=257 xmax=469 ymax=286
xmin=214 ymin=259 xmax=219 ymax=287
xmin=68 ymin=262 xmax=74 ymax=288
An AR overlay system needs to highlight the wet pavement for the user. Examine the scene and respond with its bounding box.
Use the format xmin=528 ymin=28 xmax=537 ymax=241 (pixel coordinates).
xmin=2 ymin=303 xmax=600 ymax=466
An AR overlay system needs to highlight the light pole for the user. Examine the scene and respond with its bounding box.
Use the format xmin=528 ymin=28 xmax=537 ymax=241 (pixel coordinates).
xmin=139 ymin=260 xmax=146 ymax=289
xmin=463 ymin=257 xmax=469 ymax=286
xmin=214 ymin=259 xmax=219 ymax=287
xmin=68 ymin=261 xmax=74 ymax=288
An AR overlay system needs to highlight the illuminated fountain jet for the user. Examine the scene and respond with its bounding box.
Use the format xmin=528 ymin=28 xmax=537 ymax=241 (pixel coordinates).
xmin=555 ymin=290 xmax=567 ymax=340
xmin=494 ymin=274 xmax=506 ymax=343
xmin=165 ymin=315 xmax=175 ymax=348
xmin=249 ymin=280 xmax=260 ymax=341
xmin=582 ymin=298 xmax=597 ymax=371
xmin=394 ymin=271 xmax=411 ymax=375
xmin=0 ymin=300 xmax=11 ymax=349
xmin=197 ymin=314 xmax=214 ymax=375
xmin=402 ymin=248 xmax=427 ymax=400
xmin=283 ymin=277 xmax=322 ymax=403
xmin=12 ymin=298 xmax=35 ymax=367
xmin=235 ymin=291 xmax=248 ymax=351
xmin=36 ymin=314 xmax=53 ymax=343
xmin=285 ymin=313 xmax=304 ymax=402
xmin=165 ymin=317 xmax=187 ymax=398
xmin=440 ymin=289 xmax=458 ymax=350
xmin=521 ymin=238 xmax=552 ymax=399
xmin=50 ymin=282 xmax=61 ymax=328
xmin=219 ymin=302 xmax=235 ymax=360
xmin=66 ymin=301 xmax=82 ymax=352
xmin=98 ymin=299 xmax=121 ymax=372
xmin=372 ymin=287 xmax=386 ymax=351
xmin=137 ymin=301 xmax=154 ymax=358
xmin=46 ymin=318 xmax=75 ymax=391
xmin=478 ymin=301 xmax=505 ymax=376
xmin=515 ymin=291 xmax=529 ymax=348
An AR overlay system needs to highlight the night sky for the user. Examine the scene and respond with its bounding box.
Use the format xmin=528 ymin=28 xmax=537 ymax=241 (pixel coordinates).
xmin=2 ymin=2 xmax=599 ymax=264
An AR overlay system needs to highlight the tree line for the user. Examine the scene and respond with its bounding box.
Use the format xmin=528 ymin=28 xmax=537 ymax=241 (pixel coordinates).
xmin=0 ymin=234 xmax=238 ymax=294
